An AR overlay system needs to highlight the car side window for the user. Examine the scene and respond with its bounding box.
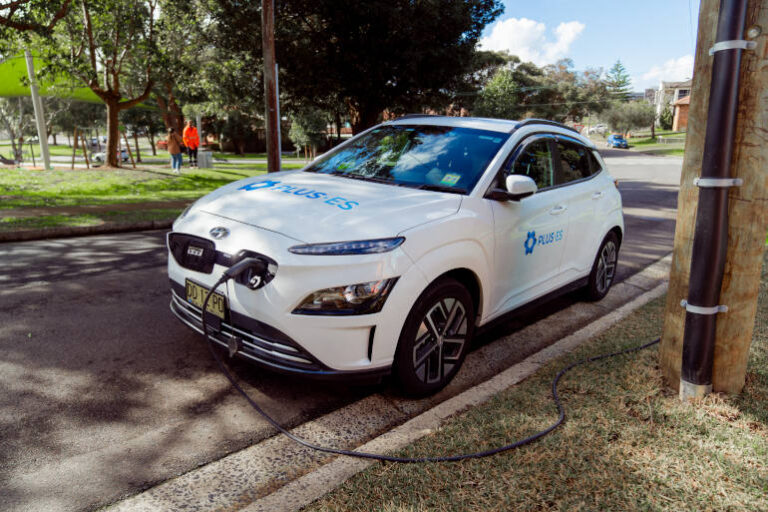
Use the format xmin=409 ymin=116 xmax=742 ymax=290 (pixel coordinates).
xmin=556 ymin=139 xmax=593 ymax=183
xmin=506 ymin=139 xmax=553 ymax=189
xmin=588 ymin=151 xmax=603 ymax=174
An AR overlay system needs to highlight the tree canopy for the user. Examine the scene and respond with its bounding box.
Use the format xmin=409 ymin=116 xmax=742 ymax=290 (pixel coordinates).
xmin=475 ymin=58 xmax=608 ymax=122
xmin=600 ymin=101 xmax=656 ymax=135
xmin=1 ymin=0 xmax=657 ymax=167
xmin=0 ymin=0 xmax=71 ymax=35
xmin=277 ymin=0 xmax=504 ymax=132
xmin=605 ymin=60 xmax=632 ymax=102
xmin=34 ymin=0 xmax=159 ymax=166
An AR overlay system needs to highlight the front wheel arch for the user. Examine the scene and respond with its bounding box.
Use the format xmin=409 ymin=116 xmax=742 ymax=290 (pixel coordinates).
xmin=393 ymin=276 xmax=476 ymax=396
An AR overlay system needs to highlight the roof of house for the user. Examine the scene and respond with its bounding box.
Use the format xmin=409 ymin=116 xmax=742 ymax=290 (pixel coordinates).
xmin=660 ymin=79 xmax=693 ymax=89
xmin=674 ymin=95 xmax=691 ymax=106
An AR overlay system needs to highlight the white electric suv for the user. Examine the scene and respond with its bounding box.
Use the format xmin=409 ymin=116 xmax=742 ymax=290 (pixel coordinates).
xmin=168 ymin=116 xmax=623 ymax=395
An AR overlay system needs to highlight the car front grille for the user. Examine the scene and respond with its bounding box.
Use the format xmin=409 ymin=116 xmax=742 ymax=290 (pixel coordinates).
xmin=169 ymin=284 xmax=326 ymax=373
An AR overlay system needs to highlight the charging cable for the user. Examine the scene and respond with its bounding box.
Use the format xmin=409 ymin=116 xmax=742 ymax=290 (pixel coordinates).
xmin=201 ymin=265 xmax=659 ymax=463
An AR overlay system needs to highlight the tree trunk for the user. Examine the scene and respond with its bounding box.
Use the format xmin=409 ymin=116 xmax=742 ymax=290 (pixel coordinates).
xmin=651 ymin=122 xmax=656 ymax=139
xmin=10 ymin=137 xmax=20 ymax=163
xmin=106 ymin=99 xmax=121 ymax=168
xmin=156 ymin=85 xmax=184 ymax=132
xmin=133 ymin=132 xmax=141 ymax=163
xmin=52 ymin=132 xmax=57 ymax=145
xmin=148 ymin=131 xmax=156 ymax=155
xmin=334 ymin=111 xmax=342 ymax=142
xmin=349 ymin=104 xmax=381 ymax=134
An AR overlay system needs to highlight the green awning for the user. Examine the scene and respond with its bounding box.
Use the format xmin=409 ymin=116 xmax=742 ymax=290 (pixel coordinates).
xmin=0 ymin=53 xmax=103 ymax=103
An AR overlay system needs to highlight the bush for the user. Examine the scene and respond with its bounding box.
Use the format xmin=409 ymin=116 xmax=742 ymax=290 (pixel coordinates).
xmin=659 ymin=106 xmax=673 ymax=131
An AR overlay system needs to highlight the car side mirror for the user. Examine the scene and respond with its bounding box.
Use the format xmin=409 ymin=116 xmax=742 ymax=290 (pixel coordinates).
xmin=486 ymin=175 xmax=538 ymax=201
xmin=505 ymin=175 xmax=537 ymax=199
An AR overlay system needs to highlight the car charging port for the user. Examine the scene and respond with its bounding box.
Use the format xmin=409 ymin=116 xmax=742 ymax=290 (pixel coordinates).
xmin=229 ymin=251 xmax=278 ymax=290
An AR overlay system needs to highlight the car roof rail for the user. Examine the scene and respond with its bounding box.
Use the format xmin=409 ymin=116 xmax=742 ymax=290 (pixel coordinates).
xmin=396 ymin=113 xmax=441 ymax=120
xmin=511 ymin=118 xmax=579 ymax=134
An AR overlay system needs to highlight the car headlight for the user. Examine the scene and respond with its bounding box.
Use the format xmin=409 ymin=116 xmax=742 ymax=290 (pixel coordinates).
xmin=288 ymin=237 xmax=405 ymax=256
xmin=292 ymin=278 xmax=398 ymax=315
xmin=177 ymin=201 xmax=197 ymax=221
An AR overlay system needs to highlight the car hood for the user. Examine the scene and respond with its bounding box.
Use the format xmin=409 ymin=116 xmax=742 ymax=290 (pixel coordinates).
xmin=194 ymin=170 xmax=462 ymax=243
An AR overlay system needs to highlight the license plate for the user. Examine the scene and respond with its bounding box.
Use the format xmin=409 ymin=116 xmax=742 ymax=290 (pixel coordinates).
xmin=185 ymin=279 xmax=227 ymax=320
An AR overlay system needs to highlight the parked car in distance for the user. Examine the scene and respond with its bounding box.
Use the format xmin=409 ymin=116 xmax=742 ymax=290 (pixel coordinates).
xmin=92 ymin=148 xmax=129 ymax=163
xmin=587 ymin=124 xmax=607 ymax=135
xmin=167 ymin=116 xmax=624 ymax=396
xmin=606 ymin=134 xmax=629 ymax=149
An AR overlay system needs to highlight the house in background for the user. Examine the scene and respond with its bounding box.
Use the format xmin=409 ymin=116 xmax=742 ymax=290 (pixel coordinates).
xmin=672 ymin=95 xmax=690 ymax=131
xmin=651 ymin=79 xmax=692 ymax=119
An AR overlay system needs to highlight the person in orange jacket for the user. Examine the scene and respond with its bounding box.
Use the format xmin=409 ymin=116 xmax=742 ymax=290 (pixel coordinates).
xmin=182 ymin=120 xmax=200 ymax=168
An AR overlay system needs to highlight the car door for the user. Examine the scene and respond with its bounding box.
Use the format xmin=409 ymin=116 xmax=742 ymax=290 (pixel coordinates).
xmin=552 ymin=137 xmax=611 ymax=280
xmin=489 ymin=135 xmax=572 ymax=316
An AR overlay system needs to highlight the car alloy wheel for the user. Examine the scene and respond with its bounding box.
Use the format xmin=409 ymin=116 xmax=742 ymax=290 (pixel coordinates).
xmin=394 ymin=277 xmax=474 ymax=396
xmin=596 ymin=240 xmax=617 ymax=294
xmin=412 ymin=298 xmax=468 ymax=384
xmin=586 ymin=232 xmax=619 ymax=301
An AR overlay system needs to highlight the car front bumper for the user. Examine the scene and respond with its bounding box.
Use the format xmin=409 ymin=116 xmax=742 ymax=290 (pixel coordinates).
xmin=168 ymin=211 xmax=428 ymax=377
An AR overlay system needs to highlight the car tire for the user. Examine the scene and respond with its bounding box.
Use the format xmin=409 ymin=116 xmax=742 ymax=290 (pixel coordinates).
xmin=585 ymin=232 xmax=619 ymax=301
xmin=393 ymin=277 xmax=475 ymax=397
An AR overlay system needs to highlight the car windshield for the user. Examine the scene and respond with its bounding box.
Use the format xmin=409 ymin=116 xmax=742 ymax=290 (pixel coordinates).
xmin=302 ymin=124 xmax=509 ymax=194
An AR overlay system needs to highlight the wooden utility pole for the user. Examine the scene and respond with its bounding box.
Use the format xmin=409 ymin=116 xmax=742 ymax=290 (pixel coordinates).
xmin=262 ymin=0 xmax=281 ymax=173
xmin=660 ymin=0 xmax=768 ymax=394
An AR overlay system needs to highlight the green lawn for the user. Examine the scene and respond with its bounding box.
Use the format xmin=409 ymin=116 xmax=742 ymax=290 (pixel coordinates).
xmin=1 ymin=142 xmax=79 ymax=159
xmin=307 ymin=254 xmax=768 ymax=511
xmin=212 ymin=151 xmax=307 ymax=162
xmin=0 ymin=162 xmax=302 ymax=209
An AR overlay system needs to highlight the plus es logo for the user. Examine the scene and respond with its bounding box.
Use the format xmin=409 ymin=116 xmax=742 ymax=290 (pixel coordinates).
xmin=524 ymin=231 xmax=537 ymax=255
xmin=524 ymin=229 xmax=564 ymax=255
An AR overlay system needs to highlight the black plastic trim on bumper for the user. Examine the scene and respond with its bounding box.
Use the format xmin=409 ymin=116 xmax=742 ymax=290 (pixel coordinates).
xmin=169 ymin=282 xmax=391 ymax=381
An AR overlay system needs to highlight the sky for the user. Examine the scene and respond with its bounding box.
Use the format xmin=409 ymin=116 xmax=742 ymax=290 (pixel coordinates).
xmin=479 ymin=0 xmax=702 ymax=91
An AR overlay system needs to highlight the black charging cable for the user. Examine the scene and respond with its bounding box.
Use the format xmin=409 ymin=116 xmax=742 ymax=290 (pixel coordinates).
xmin=201 ymin=266 xmax=659 ymax=463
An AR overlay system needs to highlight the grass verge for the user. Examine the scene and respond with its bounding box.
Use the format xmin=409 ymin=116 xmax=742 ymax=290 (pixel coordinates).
xmin=0 ymin=208 xmax=183 ymax=232
xmin=307 ymin=254 xmax=768 ymax=512
xmin=0 ymin=162 xmax=302 ymax=209
xmin=628 ymin=135 xmax=686 ymax=157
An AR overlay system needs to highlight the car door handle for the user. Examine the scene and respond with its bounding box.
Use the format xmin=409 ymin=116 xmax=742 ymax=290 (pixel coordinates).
xmin=592 ymin=191 xmax=605 ymax=200
xmin=549 ymin=205 xmax=567 ymax=215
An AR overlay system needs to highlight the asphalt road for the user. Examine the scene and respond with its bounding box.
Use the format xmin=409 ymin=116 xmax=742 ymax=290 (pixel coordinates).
xmin=0 ymin=152 xmax=682 ymax=512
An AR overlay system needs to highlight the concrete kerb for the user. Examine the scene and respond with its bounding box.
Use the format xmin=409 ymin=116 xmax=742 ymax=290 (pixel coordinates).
xmin=0 ymin=219 xmax=174 ymax=243
xmin=106 ymin=254 xmax=672 ymax=512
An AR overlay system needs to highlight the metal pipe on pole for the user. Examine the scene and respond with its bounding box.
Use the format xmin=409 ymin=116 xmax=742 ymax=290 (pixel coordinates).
xmin=24 ymin=50 xmax=51 ymax=170
xmin=679 ymin=0 xmax=750 ymax=400
xmin=262 ymin=0 xmax=281 ymax=173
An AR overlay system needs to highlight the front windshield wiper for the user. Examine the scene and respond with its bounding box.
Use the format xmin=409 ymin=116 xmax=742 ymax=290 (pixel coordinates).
xmin=327 ymin=171 xmax=396 ymax=185
xmin=416 ymin=184 xmax=468 ymax=195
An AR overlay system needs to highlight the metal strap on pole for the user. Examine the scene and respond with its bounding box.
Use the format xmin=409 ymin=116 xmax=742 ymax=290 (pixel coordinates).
xmin=693 ymin=177 xmax=743 ymax=188
xmin=709 ymin=39 xmax=757 ymax=55
xmin=680 ymin=300 xmax=728 ymax=315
